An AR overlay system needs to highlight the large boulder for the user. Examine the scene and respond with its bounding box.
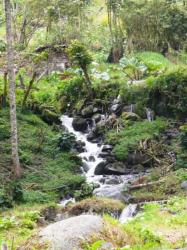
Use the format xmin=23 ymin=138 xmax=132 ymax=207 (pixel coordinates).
xmin=94 ymin=162 xmax=127 ymax=175
xmin=94 ymin=184 xmax=125 ymax=201
xmin=81 ymin=105 xmax=94 ymax=118
xmin=39 ymin=215 xmax=104 ymax=250
xmin=41 ymin=109 xmax=60 ymax=125
xmin=121 ymin=112 xmax=140 ymax=121
xmin=72 ymin=117 xmax=88 ymax=132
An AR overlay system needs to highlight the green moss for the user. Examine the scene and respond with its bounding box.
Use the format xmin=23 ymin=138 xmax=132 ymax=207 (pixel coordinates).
xmin=107 ymin=118 xmax=167 ymax=161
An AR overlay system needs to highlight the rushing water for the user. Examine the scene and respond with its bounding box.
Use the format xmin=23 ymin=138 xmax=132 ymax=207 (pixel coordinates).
xmin=119 ymin=204 xmax=138 ymax=224
xmin=61 ymin=115 xmax=138 ymax=223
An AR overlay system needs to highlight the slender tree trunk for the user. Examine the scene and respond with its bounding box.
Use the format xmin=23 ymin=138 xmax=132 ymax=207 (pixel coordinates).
xmin=82 ymin=66 xmax=93 ymax=97
xmin=2 ymin=71 xmax=8 ymax=107
xmin=22 ymin=72 xmax=37 ymax=108
xmin=4 ymin=0 xmax=21 ymax=178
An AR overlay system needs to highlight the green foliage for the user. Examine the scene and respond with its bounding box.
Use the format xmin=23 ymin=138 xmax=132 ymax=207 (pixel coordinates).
xmin=120 ymin=56 xmax=147 ymax=80
xmin=149 ymin=69 xmax=187 ymax=118
xmin=74 ymin=183 xmax=95 ymax=201
xmin=121 ymin=0 xmax=187 ymax=52
xmin=136 ymin=52 xmax=173 ymax=72
xmin=84 ymin=240 xmax=104 ymax=250
xmin=57 ymin=132 xmax=76 ymax=151
xmin=107 ymin=119 xmax=167 ymax=160
xmin=0 ymin=109 xmax=85 ymax=205
xmin=0 ymin=40 xmax=6 ymax=52
xmin=179 ymin=124 xmax=187 ymax=149
xmin=67 ymin=40 xmax=93 ymax=69
xmin=57 ymin=75 xmax=85 ymax=109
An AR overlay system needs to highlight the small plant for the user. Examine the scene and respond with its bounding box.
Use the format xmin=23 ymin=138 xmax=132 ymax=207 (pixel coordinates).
xmin=67 ymin=40 xmax=93 ymax=95
xmin=57 ymin=132 xmax=76 ymax=151
xmin=120 ymin=56 xmax=147 ymax=81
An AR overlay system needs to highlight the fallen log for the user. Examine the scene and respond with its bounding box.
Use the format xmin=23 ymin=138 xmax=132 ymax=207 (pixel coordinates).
xmin=129 ymin=179 xmax=165 ymax=190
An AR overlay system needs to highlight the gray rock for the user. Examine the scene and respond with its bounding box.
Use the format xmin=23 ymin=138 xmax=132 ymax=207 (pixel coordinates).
xmin=181 ymin=181 xmax=187 ymax=190
xmin=92 ymin=113 xmax=102 ymax=123
xmin=95 ymin=162 xmax=127 ymax=175
xmin=110 ymin=103 xmax=122 ymax=115
xmin=102 ymin=145 xmax=113 ymax=152
xmin=94 ymin=184 xmax=125 ymax=201
xmin=82 ymin=105 xmax=94 ymax=118
xmin=39 ymin=215 xmax=104 ymax=250
xmin=72 ymin=117 xmax=88 ymax=132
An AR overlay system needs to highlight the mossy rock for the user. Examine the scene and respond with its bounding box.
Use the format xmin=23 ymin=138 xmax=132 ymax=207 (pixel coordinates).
xmin=41 ymin=109 xmax=60 ymax=125
xmin=65 ymin=197 xmax=125 ymax=217
xmin=121 ymin=112 xmax=141 ymax=121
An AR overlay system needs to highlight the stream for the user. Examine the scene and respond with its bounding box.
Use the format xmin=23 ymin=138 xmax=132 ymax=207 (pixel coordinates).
xmin=60 ymin=115 xmax=138 ymax=223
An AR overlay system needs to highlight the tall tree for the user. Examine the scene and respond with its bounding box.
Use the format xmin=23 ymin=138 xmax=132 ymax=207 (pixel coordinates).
xmin=4 ymin=0 xmax=21 ymax=178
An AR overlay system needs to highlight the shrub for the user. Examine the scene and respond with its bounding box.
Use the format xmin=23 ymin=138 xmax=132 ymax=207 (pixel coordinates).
xmin=57 ymin=132 xmax=76 ymax=151
xmin=149 ymin=69 xmax=187 ymax=118
xmin=57 ymin=76 xmax=85 ymax=109
xmin=107 ymin=118 xmax=167 ymax=161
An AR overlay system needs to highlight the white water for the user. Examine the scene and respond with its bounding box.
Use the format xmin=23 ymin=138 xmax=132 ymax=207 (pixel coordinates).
xmin=60 ymin=115 xmax=138 ymax=222
xmin=61 ymin=115 xmax=104 ymax=183
xmin=145 ymin=108 xmax=154 ymax=122
xmin=119 ymin=204 xmax=138 ymax=224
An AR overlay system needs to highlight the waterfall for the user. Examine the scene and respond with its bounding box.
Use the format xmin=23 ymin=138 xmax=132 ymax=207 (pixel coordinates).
xmin=60 ymin=115 xmax=137 ymax=200
xmin=145 ymin=108 xmax=154 ymax=122
xmin=119 ymin=204 xmax=138 ymax=224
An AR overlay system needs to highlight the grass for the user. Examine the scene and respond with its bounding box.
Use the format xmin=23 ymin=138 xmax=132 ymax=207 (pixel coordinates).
xmin=0 ymin=204 xmax=46 ymax=248
xmin=107 ymin=118 xmax=167 ymax=161
xmin=136 ymin=51 xmax=174 ymax=71
xmin=0 ymin=108 xmax=85 ymax=206
xmin=84 ymin=196 xmax=187 ymax=250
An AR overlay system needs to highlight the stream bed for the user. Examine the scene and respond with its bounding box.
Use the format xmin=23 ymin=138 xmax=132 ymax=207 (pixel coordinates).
xmin=61 ymin=115 xmax=138 ymax=222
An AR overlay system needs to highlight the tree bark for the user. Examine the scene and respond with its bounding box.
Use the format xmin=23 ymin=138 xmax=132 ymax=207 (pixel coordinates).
xmin=22 ymin=72 xmax=37 ymax=108
xmin=4 ymin=0 xmax=21 ymax=178
xmin=2 ymin=71 xmax=8 ymax=107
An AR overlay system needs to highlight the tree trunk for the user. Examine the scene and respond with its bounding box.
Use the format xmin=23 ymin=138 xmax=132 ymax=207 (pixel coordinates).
xmin=4 ymin=0 xmax=21 ymax=178
xmin=2 ymin=71 xmax=8 ymax=107
xmin=22 ymin=72 xmax=37 ymax=108
xmin=82 ymin=66 xmax=93 ymax=97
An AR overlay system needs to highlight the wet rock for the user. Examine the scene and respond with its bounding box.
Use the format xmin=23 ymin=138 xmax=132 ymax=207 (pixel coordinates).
xmin=89 ymin=156 xmax=95 ymax=162
xmin=105 ymin=177 xmax=121 ymax=185
xmin=181 ymin=181 xmax=187 ymax=190
xmin=99 ymin=152 xmax=111 ymax=158
xmin=95 ymin=162 xmax=127 ymax=175
xmin=75 ymin=140 xmax=85 ymax=153
xmin=102 ymin=145 xmax=113 ymax=152
xmin=94 ymin=184 xmax=125 ymax=201
xmin=72 ymin=117 xmax=87 ymax=132
xmin=121 ymin=112 xmax=140 ymax=121
xmin=87 ymin=132 xmax=101 ymax=143
xmin=94 ymin=162 xmax=106 ymax=175
xmin=81 ymin=105 xmax=94 ymax=118
xmin=39 ymin=215 xmax=104 ymax=250
xmin=110 ymin=103 xmax=123 ymax=115
xmin=92 ymin=113 xmax=102 ymax=123
xmin=105 ymin=162 xmax=128 ymax=175
xmin=82 ymin=162 xmax=89 ymax=172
